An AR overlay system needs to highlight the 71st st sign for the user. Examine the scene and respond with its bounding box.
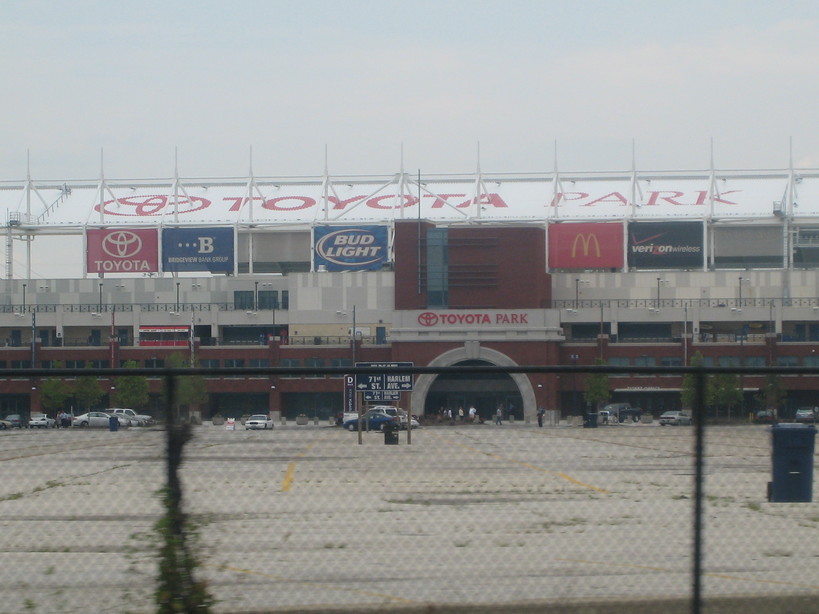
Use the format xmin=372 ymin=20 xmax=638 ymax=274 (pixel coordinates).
xmin=355 ymin=362 xmax=414 ymax=393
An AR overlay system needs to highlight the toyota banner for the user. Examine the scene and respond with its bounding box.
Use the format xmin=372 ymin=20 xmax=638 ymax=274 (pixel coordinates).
xmin=86 ymin=228 xmax=159 ymax=274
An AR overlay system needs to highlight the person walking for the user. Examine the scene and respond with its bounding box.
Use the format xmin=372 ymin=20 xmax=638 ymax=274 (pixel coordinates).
xmin=537 ymin=406 xmax=545 ymax=427
xmin=495 ymin=405 xmax=503 ymax=425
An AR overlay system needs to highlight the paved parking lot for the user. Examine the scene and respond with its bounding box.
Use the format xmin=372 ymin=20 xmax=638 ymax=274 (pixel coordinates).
xmin=0 ymin=421 xmax=816 ymax=613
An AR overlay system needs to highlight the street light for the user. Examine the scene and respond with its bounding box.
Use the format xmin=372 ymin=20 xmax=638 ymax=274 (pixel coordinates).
xmin=656 ymin=277 xmax=668 ymax=310
xmin=570 ymin=354 xmax=579 ymax=415
xmin=574 ymin=279 xmax=589 ymax=310
xmin=738 ymin=276 xmax=747 ymax=308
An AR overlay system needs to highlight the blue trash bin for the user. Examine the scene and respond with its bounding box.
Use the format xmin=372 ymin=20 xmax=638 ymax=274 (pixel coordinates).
xmin=109 ymin=415 xmax=119 ymax=432
xmin=769 ymin=424 xmax=815 ymax=502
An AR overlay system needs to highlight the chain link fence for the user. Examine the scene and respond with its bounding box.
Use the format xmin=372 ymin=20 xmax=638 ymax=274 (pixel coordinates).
xmin=0 ymin=365 xmax=817 ymax=614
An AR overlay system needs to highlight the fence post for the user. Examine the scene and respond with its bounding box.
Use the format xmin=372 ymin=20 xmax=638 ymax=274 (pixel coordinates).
xmin=692 ymin=369 xmax=706 ymax=614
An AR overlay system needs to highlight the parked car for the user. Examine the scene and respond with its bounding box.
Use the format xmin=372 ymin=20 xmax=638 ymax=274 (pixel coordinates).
xmin=29 ymin=414 xmax=56 ymax=428
xmin=108 ymin=408 xmax=153 ymax=426
xmin=794 ymin=407 xmax=818 ymax=423
xmin=72 ymin=411 xmax=129 ymax=428
xmin=659 ymin=411 xmax=692 ymax=426
xmin=0 ymin=417 xmax=12 ymax=429
xmin=753 ymin=409 xmax=777 ymax=424
xmin=2 ymin=414 xmax=24 ymax=428
xmin=343 ymin=409 xmax=400 ymax=432
xmin=245 ymin=414 xmax=274 ymax=430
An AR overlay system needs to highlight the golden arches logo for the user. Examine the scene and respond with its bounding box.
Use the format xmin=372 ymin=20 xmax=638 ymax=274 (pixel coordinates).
xmin=570 ymin=232 xmax=601 ymax=258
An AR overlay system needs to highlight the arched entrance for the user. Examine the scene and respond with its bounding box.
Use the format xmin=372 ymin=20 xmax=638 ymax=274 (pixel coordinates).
xmin=411 ymin=344 xmax=536 ymax=422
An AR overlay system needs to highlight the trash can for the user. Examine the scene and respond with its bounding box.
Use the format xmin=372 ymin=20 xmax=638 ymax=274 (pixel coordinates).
xmin=769 ymin=424 xmax=815 ymax=502
xmin=583 ymin=412 xmax=598 ymax=429
xmin=108 ymin=415 xmax=119 ymax=432
xmin=383 ymin=423 xmax=399 ymax=445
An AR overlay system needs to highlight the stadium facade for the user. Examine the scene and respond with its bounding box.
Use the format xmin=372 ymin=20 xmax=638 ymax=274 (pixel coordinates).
xmin=1 ymin=160 xmax=818 ymax=421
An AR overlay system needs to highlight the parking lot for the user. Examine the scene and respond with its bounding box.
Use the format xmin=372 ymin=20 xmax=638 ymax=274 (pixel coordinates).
xmin=0 ymin=421 xmax=817 ymax=613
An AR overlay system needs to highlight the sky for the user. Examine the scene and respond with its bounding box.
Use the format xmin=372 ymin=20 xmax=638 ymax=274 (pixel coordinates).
xmin=2 ymin=0 xmax=819 ymax=183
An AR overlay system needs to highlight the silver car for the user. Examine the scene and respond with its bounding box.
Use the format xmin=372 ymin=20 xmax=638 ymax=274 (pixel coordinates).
xmin=29 ymin=414 xmax=56 ymax=428
xmin=72 ymin=412 xmax=129 ymax=428
xmin=659 ymin=411 xmax=692 ymax=426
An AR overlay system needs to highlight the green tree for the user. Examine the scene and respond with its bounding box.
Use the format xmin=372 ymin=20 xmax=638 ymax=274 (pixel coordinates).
xmin=762 ymin=372 xmax=786 ymax=411
xmin=39 ymin=377 xmax=71 ymax=415
xmin=709 ymin=372 xmax=741 ymax=419
xmin=74 ymin=370 xmax=104 ymax=412
xmin=164 ymin=353 xmax=209 ymax=421
xmin=583 ymin=358 xmax=610 ymax=410
xmin=112 ymin=360 xmax=150 ymax=409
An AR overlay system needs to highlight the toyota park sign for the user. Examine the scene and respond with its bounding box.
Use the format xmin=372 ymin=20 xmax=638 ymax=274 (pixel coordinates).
xmin=86 ymin=228 xmax=159 ymax=273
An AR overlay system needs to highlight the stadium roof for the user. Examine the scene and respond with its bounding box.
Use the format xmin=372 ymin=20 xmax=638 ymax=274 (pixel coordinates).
xmin=2 ymin=167 xmax=818 ymax=230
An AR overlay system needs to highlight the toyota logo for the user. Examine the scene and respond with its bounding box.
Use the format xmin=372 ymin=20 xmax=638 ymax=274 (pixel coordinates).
xmin=418 ymin=312 xmax=438 ymax=326
xmin=102 ymin=231 xmax=143 ymax=258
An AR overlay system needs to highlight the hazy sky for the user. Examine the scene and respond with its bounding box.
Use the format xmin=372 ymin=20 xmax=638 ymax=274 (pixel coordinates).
xmin=2 ymin=0 xmax=819 ymax=181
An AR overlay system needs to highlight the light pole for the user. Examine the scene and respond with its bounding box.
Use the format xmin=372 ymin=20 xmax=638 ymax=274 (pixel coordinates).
xmin=738 ymin=276 xmax=747 ymax=308
xmin=98 ymin=283 xmax=103 ymax=314
xmin=574 ymin=279 xmax=588 ymax=310
xmin=570 ymin=354 xmax=579 ymax=416
xmin=175 ymin=282 xmax=181 ymax=313
xmin=22 ymin=283 xmax=27 ymax=312
xmin=656 ymin=277 xmax=668 ymax=310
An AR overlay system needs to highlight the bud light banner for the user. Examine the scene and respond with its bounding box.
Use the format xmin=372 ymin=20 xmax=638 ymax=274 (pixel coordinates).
xmin=87 ymin=228 xmax=159 ymax=274
xmin=162 ymin=227 xmax=234 ymax=272
xmin=314 ymin=225 xmax=388 ymax=271
xmin=627 ymin=222 xmax=704 ymax=269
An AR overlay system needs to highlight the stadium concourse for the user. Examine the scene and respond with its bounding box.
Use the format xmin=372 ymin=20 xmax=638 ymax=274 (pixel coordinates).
xmin=1 ymin=158 xmax=819 ymax=422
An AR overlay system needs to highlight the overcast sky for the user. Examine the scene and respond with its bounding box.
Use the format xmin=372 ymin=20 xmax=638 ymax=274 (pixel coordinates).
xmin=2 ymin=0 xmax=819 ymax=183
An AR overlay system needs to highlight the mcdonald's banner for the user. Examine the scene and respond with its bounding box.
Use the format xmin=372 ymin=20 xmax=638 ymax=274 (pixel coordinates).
xmin=627 ymin=221 xmax=704 ymax=269
xmin=548 ymin=223 xmax=624 ymax=269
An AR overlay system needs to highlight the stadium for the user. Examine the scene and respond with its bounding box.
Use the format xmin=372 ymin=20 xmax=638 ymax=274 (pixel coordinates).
xmin=1 ymin=156 xmax=818 ymax=422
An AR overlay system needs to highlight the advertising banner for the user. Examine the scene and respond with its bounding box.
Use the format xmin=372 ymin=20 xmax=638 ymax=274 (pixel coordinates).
xmin=162 ymin=227 xmax=234 ymax=272
xmin=548 ymin=222 xmax=623 ymax=269
xmin=86 ymin=228 xmax=159 ymax=274
xmin=627 ymin=222 xmax=704 ymax=269
xmin=314 ymin=225 xmax=388 ymax=271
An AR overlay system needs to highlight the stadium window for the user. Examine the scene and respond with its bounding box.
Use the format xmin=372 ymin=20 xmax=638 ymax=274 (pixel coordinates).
xmin=803 ymin=355 xmax=819 ymax=368
xmin=330 ymin=358 xmax=352 ymax=369
xmin=258 ymin=291 xmax=278 ymax=310
xmin=65 ymin=360 xmax=86 ymax=369
xmin=281 ymin=291 xmax=289 ymax=309
xmin=305 ymin=357 xmax=325 ymax=378
xmin=776 ymin=356 xmax=798 ymax=367
xmin=718 ymin=356 xmax=740 ymax=368
xmin=145 ymin=358 xmax=164 ymax=368
xmin=634 ymin=356 xmax=656 ymax=367
xmin=90 ymin=360 xmax=110 ymax=369
xmin=249 ymin=359 xmax=269 ymax=368
xmin=234 ymin=291 xmax=254 ymax=311
xmin=607 ymin=357 xmax=630 ymax=367
xmin=660 ymin=357 xmax=682 ymax=367
xmin=743 ymin=356 xmax=765 ymax=368
xmin=280 ymin=358 xmax=300 ymax=377
xmin=11 ymin=360 xmax=31 ymax=369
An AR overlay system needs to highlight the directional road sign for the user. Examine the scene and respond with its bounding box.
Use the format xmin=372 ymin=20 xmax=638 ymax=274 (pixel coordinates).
xmin=355 ymin=362 xmax=414 ymax=393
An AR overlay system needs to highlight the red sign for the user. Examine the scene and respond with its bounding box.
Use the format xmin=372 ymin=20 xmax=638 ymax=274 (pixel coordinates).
xmin=86 ymin=228 xmax=159 ymax=273
xmin=417 ymin=312 xmax=529 ymax=327
xmin=548 ymin=222 xmax=623 ymax=269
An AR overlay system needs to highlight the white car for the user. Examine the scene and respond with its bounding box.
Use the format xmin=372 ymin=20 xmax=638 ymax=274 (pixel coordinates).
xmin=72 ymin=411 xmax=129 ymax=428
xmin=29 ymin=414 xmax=56 ymax=428
xmin=245 ymin=414 xmax=274 ymax=430
xmin=659 ymin=411 xmax=692 ymax=426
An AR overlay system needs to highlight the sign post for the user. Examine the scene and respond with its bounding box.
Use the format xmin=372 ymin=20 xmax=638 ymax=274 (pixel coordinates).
xmin=355 ymin=362 xmax=414 ymax=444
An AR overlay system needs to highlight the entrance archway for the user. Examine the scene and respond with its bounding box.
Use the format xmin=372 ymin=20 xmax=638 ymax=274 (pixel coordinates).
xmin=411 ymin=345 xmax=536 ymax=422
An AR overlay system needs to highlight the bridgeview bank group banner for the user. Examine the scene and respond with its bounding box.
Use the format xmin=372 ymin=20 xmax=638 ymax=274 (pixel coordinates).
xmin=162 ymin=227 xmax=234 ymax=273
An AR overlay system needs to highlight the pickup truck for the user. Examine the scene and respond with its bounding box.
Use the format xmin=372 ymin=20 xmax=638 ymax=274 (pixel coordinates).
xmin=600 ymin=403 xmax=642 ymax=423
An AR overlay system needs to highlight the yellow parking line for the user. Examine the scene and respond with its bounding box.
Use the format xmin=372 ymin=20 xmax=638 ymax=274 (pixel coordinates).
xmin=430 ymin=432 xmax=609 ymax=494
xmin=213 ymin=563 xmax=418 ymax=605
xmin=280 ymin=437 xmax=325 ymax=492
